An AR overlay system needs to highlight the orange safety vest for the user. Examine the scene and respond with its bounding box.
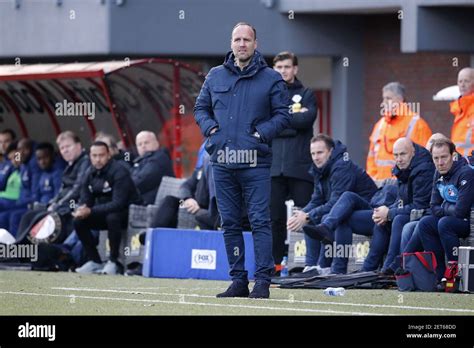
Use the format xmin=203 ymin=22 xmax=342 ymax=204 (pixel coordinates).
xmin=450 ymin=94 xmax=474 ymax=157
xmin=366 ymin=104 xmax=432 ymax=181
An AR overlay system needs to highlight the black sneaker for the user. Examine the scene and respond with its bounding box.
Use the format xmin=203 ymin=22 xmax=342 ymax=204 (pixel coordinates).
xmin=379 ymin=267 xmax=395 ymax=280
xmin=125 ymin=262 xmax=143 ymax=276
xmin=380 ymin=268 xmax=395 ymax=276
xmin=216 ymin=280 xmax=249 ymax=298
xmin=249 ymin=281 xmax=270 ymax=299
xmin=303 ymin=224 xmax=334 ymax=244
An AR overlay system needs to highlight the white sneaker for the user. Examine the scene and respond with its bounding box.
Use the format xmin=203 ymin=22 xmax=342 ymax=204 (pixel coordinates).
xmin=99 ymin=260 xmax=119 ymax=275
xmin=303 ymin=265 xmax=321 ymax=273
xmin=75 ymin=260 xmax=103 ymax=274
xmin=302 ymin=265 xmax=332 ymax=275
xmin=319 ymin=267 xmax=332 ymax=276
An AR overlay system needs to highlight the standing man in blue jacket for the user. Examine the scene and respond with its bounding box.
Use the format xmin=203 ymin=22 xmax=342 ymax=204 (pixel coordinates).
xmin=418 ymin=138 xmax=474 ymax=281
xmin=194 ymin=22 xmax=290 ymax=298
xmin=270 ymin=51 xmax=317 ymax=269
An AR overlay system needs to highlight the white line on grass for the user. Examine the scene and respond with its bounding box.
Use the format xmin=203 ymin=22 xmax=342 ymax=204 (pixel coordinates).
xmin=0 ymin=291 xmax=383 ymax=316
xmin=111 ymin=286 xmax=227 ymax=291
xmin=51 ymin=287 xmax=474 ymax=314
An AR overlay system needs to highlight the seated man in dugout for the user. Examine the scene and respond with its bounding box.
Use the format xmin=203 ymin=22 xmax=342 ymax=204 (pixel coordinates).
xmin=131 ymin=130 xmax=175 ymax=205
xmin=0 ymin=138 xmax=44 ymax=237
xmin=143 ymin=150 xmax=219 ymax=239
xmin=0 ymin=142 xmax=21 ymax=218
xmin=417 ymin=138 xmax=474 ymax=283
xmin=286 ymin=134 xmax=377 ymax=274
xmin=0 ymin=129 xmax=17 ymax=191
xmin=361 ymin=138 xmax=435 ymax=274
xmin=74 ymin=141 xmax=142 ymax=275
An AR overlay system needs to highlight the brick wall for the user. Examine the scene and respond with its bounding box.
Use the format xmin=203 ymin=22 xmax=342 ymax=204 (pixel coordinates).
xmin=362 ymin=15 xmax=470 ymax=154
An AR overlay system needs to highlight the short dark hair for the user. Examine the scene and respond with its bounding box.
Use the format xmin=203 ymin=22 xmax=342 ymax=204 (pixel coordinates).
xmin=18 ymin=138 xmax=34 ymax=150
xmin=5 ymin=141 xmax=18 ymax=155
xmin=90 ymin=141 xmax=109 ymax=152
xmin=430 ymin=139 xmax=456 ymax=155
xmin=311 ymin=134 xmax=335 ymax=150
xmin=36 ymin=142 xmax=55 ymax=155
xmin=273 ymin=51 xmax=298 ymax=66
xmin=0 ymin=129 xmax=16 ymax=140
xmin=232 ymin=22 xmax=257 ymax=40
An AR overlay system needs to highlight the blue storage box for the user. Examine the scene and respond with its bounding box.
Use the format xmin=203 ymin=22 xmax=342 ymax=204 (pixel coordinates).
xmin=143 ymin=228 xmax=256 ymax=280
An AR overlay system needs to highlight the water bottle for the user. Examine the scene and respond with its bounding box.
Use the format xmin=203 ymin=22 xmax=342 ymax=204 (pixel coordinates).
xmin=280 ymin=256 xmax=289 ymax=277
xmin=323 ymin=287 xmax=345 ymax=296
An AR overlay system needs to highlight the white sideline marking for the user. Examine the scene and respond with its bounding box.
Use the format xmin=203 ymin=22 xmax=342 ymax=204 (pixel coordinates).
xmin=52 ymin=287 xmax=474 ymax=314
xmin=0 ymin=291 xmax=383 ymax=316
xmin=112 ymin=286 xmax=227 ymax=291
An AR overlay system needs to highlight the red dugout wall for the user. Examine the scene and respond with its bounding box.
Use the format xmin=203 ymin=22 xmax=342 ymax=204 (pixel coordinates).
xmin=0 ymin=59 xmax=205 ymax=177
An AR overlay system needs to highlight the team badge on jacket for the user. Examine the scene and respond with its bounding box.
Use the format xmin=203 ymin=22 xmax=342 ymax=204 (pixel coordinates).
xmin=290 ymin=94 xmax=302 ymax=113
xmin=437 ymin=183 xmax=458 ymax=203
xmin=103 ymin=181 xmax=111 ymax=193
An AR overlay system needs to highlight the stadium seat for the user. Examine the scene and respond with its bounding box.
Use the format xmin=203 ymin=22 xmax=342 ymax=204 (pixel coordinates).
xmin=287 ymin=229 xmax=371 ymax=273
xmin=460 ymin=207 xmax=474 ymax=247
xmin=177 ymin=208 xmax=199 ymax=229
xmin=98 ymin=176 xmax=188 ymax=267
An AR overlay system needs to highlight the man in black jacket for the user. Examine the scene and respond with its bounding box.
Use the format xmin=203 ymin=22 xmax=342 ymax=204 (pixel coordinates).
xmin=418 ymin=138 xmax=474 ymax=281
xmin=74 ymin=141 xmax=142 ymax=275
xmin=148 ymin=152 xmax=217 ymax=231
xmin=131 ymin=131 xmax=174 ymax=205
xmin=361 ymin=138 xmax=435 ymax=273
xmin=271 ymin=51 xmax=318 ymax=268
xmin=49 ymin=132 xmax=90 ymax=214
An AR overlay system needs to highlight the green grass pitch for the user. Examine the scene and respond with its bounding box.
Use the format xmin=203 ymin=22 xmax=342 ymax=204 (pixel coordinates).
xmin=0 ymin=270 xmax=473 ymax=316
